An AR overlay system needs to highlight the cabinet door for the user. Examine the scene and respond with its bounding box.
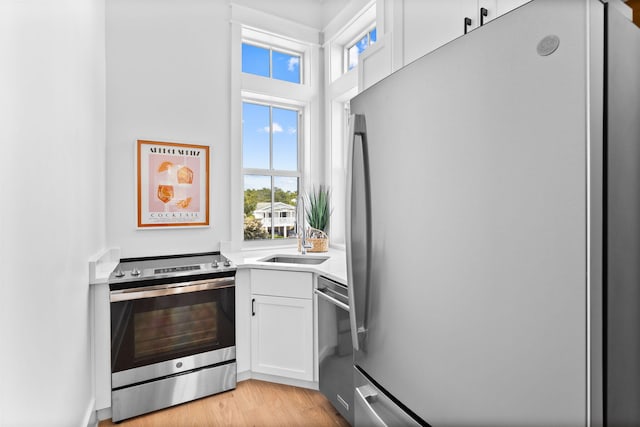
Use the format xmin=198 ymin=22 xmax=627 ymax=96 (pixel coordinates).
xmin=496 ymin=0 xmax=530 ymax=16
xmin=476 ymin=0 xmax=530 ymax=27
xmin=402 ymin=0 xmax=477 ymax=65
xmin=251 ymin=294 xmax=313 ymax=381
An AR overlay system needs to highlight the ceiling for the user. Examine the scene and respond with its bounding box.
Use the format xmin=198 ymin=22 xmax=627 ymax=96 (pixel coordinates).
xmin=231 ymin=0 xmax=352 ymax=30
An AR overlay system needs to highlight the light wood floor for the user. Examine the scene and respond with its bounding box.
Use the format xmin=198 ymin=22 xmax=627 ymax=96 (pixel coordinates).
xmin=99 ymin=379 xmax=351 ymax=427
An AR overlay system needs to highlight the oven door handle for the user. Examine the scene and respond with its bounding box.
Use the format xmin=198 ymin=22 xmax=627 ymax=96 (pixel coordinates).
xmin=110 ymin=277 xmax=235 ymax=302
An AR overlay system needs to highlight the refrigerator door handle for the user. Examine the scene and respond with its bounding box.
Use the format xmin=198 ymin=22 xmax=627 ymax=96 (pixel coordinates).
xmin=346 ymin=113 xmax=371 ymax=352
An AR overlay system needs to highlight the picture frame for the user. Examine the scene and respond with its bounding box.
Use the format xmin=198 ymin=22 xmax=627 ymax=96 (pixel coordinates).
xmin=137 ymin=139 xmax=210 ymax=228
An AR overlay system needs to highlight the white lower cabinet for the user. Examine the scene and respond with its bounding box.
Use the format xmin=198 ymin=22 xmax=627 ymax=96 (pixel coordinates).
xmin=251 ymin=294 xmax=313 ymax=380
xmin=250 ymin=269 xmax=314 ymax=382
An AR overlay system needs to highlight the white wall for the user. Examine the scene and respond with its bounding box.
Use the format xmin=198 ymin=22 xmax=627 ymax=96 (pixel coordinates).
xmin=0 ymin=0 xmax=106 ymax=425
xmin=106 ymin=0 xmax=231 ymax=257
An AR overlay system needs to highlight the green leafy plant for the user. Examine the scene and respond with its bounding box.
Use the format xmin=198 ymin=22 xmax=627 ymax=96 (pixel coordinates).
xmin=304 ymin=185 xmax=331 ymax=233
xmin=243 ymin=216 xmax=269 ymax=240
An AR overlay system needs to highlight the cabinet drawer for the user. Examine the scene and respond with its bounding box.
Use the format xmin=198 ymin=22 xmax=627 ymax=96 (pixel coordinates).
xmin=251 ymin=269 xmax=313 ymax=299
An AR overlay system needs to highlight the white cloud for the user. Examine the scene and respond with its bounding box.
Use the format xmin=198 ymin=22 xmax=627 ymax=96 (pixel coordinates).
xmin=262 ymin=122 xmax=283 ymax=133
xmin=288 ymin=57 xmax=299 ymax=72
xmin=288 ymin=127 xmax=297 ymax=135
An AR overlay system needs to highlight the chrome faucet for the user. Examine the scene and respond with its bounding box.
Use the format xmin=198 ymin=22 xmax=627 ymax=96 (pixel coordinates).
xmin=299 ymin=196 xmax=313 ymax=254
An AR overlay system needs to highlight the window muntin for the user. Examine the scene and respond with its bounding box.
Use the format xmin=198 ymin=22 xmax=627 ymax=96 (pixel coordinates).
xmin=242 ymin=42 xmax=301 ymax=84
xmin=346 ymin=27 xmax=377 ymax=72
xmin=242 ymin=101 xmax=301 ymax=241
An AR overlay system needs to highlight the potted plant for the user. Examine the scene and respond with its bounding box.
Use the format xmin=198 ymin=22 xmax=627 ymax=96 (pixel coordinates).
xmin=303 ymin=185 xmax=331 ymax=252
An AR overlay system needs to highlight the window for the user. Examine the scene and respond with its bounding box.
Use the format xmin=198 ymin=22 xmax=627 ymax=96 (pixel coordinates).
xmin=242 ymin=101 xmax=301 ymax=241
xmin=242 ymin=42 xmax=302 ymax=84
xmin=346 ymin=27 xmax=377 ymax=72
xmin=234 ymin=22 xmax=315 ymax=246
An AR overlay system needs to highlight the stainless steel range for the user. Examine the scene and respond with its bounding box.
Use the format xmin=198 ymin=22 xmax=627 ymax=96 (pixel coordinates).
xmin=109 ymin=252 xmax=236 ymax=422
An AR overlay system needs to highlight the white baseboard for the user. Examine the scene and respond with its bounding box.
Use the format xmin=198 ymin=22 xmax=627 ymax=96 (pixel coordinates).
xmin=97 ymin=407 xmax=112 ymax=422
xmin=247 ymin=372 xmax=318 ymax=391
xmin=81 ymin=397 xmax=96 ymax=427
xmin=237 ymin=369 xmax=252 ymax=382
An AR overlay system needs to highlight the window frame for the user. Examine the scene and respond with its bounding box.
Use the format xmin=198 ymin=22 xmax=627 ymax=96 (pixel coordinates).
xmin=241 ymin=98 xmax=303 ymax=241
xmin=343 ymin=24 xmax=377 ymax=73
xmin=231 ymin=13 xmax=319 ymax=250
xmin=240 ymin=33 xmax=308 ymax=86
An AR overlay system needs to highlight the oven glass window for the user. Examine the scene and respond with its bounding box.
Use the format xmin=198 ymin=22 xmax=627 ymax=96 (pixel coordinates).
xmin=134 ymin=302 xmax=218 ymax=359
xmin=111 ymin=286 xmax=235 ymax=373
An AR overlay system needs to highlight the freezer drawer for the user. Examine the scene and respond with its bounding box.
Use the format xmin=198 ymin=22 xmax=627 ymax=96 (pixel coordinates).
xmin=354 ymin=366 xmax=423 ymax=426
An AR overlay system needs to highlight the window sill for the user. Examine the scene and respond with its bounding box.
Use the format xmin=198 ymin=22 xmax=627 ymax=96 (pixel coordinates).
xmin=240 ymin=239 xmax=299 ymax=252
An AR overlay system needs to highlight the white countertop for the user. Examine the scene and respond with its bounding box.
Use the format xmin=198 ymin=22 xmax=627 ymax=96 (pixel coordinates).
xmin=89 ymin=246 xmax=348 ymax=286
xmin=89 ymin=247 xmax=121 ymax=285
xmin=224 ymin=246 xmax=348 ymax=286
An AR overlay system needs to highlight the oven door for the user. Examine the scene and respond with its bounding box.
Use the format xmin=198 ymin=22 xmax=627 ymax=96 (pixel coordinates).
xmin=110 ymin=276 xmax=235 ymax=388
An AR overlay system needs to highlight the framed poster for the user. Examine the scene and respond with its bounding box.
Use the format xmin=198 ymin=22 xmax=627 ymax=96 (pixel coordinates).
xmin=137 ymin=140 xmax=209 ymax=228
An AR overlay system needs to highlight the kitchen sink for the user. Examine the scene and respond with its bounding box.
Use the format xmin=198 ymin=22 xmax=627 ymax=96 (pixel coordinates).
xmin=258 ymin=254 xmax=329 ymax=265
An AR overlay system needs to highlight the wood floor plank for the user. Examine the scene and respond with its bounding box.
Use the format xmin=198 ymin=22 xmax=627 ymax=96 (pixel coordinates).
xmin=99 ymin=379 xmax=350 ymax=426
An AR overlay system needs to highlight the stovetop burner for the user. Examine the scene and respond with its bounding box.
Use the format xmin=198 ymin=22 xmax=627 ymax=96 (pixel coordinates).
xmin=109 ymin=252 xmax=235 ymax=289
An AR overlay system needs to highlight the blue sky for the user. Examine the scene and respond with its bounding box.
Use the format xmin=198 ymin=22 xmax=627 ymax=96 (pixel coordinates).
xmin=242 ymin=43 xmax=300 ymax=83
xmin=241 ymin=34 xmax=376 ymax=224
xmin=242 ymin=43 xmax=299 ymax=185
xmin=242 ymin=102 xmax=298 ymax=174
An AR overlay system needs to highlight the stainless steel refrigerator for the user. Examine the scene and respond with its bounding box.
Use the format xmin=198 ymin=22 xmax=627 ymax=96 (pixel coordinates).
xmin=346 ymin=0 xmax=640 ymax=426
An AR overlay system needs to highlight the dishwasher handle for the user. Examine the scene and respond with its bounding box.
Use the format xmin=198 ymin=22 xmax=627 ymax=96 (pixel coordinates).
xmin=314 ymin=288 xmax=350 ymax=311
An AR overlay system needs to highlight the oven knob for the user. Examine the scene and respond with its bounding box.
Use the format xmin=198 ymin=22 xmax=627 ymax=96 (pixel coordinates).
xmin=114 ymin=269 xmax=125 ymax=278
xmin=211 ymin=260 xmax=219 ymax=268
xmin=223 ymin=259 xmax=232 ymax=267
xmin=131 ymin=268 xmax=141 ymax=276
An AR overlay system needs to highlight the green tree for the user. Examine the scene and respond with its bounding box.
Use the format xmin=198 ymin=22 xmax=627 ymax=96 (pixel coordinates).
xmin=244 ymin=187 xmax=298 ymax=217
xmin=244 ymin=187 xmax=270 ymax=217
xmin=243 ymin=216 xmax=269 ymax=240
xmin=274 ymin=187 xmax=298 ymax=204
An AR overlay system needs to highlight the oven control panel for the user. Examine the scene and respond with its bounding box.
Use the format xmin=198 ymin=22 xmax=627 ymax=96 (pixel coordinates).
xmin=154 ymin=265 xmax=201 ymax=275
xmin=109 ymin=252 xmax=236 ymax=286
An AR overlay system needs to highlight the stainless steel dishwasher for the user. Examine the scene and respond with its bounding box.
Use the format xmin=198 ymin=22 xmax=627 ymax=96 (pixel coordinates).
xmin=315 ymin=276 xmax=353 ymax=425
